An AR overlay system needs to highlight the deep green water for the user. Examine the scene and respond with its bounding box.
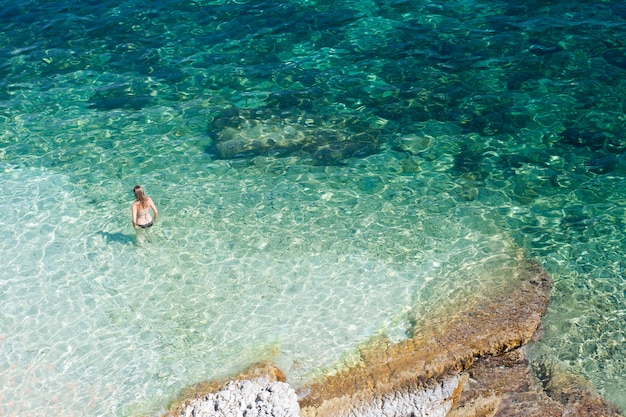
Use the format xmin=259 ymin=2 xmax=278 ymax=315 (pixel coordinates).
xmin=0 ymin=0 xmax=624 ymax=415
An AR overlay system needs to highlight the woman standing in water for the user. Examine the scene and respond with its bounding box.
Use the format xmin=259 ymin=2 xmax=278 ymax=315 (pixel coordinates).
xmin=131 ymin=185 xmax=158 ymax=242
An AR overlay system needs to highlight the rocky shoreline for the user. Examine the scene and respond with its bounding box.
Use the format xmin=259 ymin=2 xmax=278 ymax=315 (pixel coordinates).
xmin=160 ymin=259 xmax=622 ymax=417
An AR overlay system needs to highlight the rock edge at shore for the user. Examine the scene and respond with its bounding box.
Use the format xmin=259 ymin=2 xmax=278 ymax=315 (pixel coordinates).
xmin=162 ymin=259 xmax=622 ymax=417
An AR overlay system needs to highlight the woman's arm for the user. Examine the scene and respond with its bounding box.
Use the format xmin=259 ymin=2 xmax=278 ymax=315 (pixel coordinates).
xmin=148 ymin=197 xmax=158 ymax=222
xmin=131 ymin=203 xmax=138 ymax=228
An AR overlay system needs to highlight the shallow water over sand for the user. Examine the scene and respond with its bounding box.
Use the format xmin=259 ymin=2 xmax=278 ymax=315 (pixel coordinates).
xmin=0 ymin=0 xmax=625 ymax=415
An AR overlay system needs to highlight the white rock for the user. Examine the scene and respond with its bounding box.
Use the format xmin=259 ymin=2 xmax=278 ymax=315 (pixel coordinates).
xmin=179 ymin=378 xmax=300 ymax=417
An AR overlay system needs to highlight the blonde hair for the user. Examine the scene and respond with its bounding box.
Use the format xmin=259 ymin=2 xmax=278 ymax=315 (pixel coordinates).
xmin=133 ymin=185 xmax=148 ymax=207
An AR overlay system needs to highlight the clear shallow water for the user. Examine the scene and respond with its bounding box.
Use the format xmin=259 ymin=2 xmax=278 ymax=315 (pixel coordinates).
xmin=0 ymin=0 xmax=625 ymax=415
xmin=1 ymin=163 xmax=527 ymax=416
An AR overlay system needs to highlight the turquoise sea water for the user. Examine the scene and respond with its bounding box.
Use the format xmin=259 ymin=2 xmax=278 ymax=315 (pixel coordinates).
xmin=0 ymin=0 xmax=624 ymax=415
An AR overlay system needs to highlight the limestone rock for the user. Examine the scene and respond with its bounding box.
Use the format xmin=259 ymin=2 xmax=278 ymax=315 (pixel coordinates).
xmin=297 ymin=259 xmax=552 ymax=415
xmin=178 ymin=378 xmax=300 ymax=417
xmin=165 ymin=362 xmax=291 ymax=417
xmin=159 ymin=258 xmax=623 ymax=417
xmin=299 ymin=374 xmax=464 ymax=417
xmin=451 ymin=348 xmax=623 ymax=417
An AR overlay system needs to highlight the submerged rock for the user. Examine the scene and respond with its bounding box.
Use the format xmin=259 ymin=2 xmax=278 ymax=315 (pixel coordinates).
xmin=88 ymin=94 xmax=153 ymax=111
xmin=206 ymin=120 xmax=379 ymax=164
xmin=390 ymin=134 xmax=431 ymax=155
xmin=88 ymin=82 xmax=154 ymax=111
xmin=603 ymin=48 xmax=626 ymax=70
xmin=451 ymin=348 xmax=623 ymax=417
xmin=560 ymin=127 xmax=607 ymax=150
xmin=586 ymin=155 xmax=618 ymax=174
xmin=205 ymin=106 xmax=381 ymax=164
xmin=312 ymin=141 xmax=379 ymax=164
